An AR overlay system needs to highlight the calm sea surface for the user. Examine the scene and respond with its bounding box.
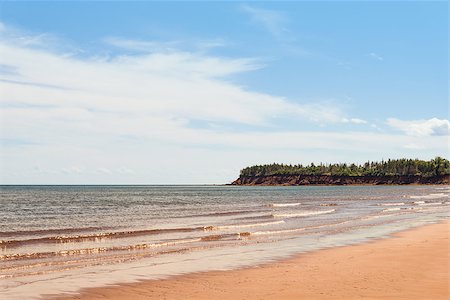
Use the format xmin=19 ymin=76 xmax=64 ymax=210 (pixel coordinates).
xmin=1 ymin=185 xmax=449 ymax=299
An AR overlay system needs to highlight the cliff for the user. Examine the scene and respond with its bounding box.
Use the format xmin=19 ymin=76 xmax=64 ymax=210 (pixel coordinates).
xmin=231 ymin=174 xmax=450 ymax=186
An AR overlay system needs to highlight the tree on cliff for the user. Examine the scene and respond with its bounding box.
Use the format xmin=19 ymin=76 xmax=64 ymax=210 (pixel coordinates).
xmin=239 ymin=157 xmax=450 ymax=177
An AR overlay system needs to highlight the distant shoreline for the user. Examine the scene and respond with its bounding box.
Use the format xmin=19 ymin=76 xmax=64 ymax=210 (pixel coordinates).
xmin=231 ymin=174 xmax=450 ymax=186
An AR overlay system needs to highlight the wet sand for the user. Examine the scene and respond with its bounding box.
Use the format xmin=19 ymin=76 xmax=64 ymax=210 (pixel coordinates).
xmin=57 ymin=220 xmax=449 ymax=300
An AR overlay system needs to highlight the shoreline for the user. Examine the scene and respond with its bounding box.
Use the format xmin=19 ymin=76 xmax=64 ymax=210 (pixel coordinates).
xmin=54 ymin=219 xmax=449 ymax=300
xmin=231 ymin=175 xmax=449 ymax=186
xmin=227 ymin=183 xmax=449 ymax=186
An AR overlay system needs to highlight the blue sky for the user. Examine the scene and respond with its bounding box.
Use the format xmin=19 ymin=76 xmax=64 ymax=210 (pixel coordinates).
xmin=0 ymin=1 xmax=448 ymax=184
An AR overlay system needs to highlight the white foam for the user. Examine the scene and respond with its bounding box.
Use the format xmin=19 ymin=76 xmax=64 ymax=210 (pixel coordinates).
xmin=382 ymin=207 xmax=421 ymax=213
xmin=383 ymin=207 xmax=401 ymax=212
xmin=252 ymin=227 xmax=307 ymax=236
xmin=413 ymin=201 xmax=425 ymax=204
xmin=363 ymin=213 xmax=400 ymax=220
xmin=409 ymin=193 xmax=449 ymax=200
xmin=379 ymin=202 xmax=405 ymax=206
xmin=252 ymin=219 xmax=351 ymax=236
xmin=418 ymin=202 xmax=442 ymax=206
xmin=273 ymin=209 xmax=335 ymax=218
xmin=270 ymin=203 xmax=301 ymax=207
xmin=214 ymin=220 xmax=285 ymax=230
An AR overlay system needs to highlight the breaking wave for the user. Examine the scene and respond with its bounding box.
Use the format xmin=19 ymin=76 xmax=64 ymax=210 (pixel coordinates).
xmin=0 ymin=226 xmax=114 ymax=238
xmin=182 ymin=209 xmax=267 ymax=218
xmin=417 ymin=202 xmax=443 ymax=206
xmin=0 ymin=238 xmax=204 ymax=261
xmin=382 ymin=207 xmax=418 ymax=212
xmin=207 ymin=220 xmax=285 ymax=231
xmin=269 ymin=203 xmax=301 ymax=207
xmin=0 ymin=220 xmax=287 ymax=248
xmin=251 ymin=219 xmax=352 ymax=236
xmin=272 ymin=209 xmax=335 ymax=218
xmin=0 ymin=226 xmax=210 ymax=247
xmin=409 ymin=193 xmax=449 ymax=200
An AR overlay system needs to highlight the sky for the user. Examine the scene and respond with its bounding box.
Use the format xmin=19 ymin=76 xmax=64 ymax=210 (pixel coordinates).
xmin=0 ymin=1 xmax=448 ymax=184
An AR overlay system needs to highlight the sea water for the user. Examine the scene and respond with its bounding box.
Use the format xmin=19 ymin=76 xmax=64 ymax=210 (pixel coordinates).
xmin=1 ymin=185 xmax=449 ymax=299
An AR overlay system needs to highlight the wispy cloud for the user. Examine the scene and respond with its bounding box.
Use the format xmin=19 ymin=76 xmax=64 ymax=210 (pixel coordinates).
xmin=368 ymin=52 xmax=383 ymax=61
xmin=0 ymin=24 xmax=348 ymax=137
xmin=239 ymin=4 xmax=313 ymax=58
xmin=105 ymin=37 xmax=227 ymax=54
xmin=195 ymin=38 xmax=227 ymax=51
xmin=104 ymin=37 xmax=181 ymax=53
xmin=342 ymin=118 xmax=368 ymax=125
xmin=240 ymin=4 xmax=289 ymax=38
xmin=387 ymin=118 xmax=450 ymax=137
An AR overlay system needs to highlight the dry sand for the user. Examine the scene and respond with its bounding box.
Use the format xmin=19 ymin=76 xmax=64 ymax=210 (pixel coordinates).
xmin=58 ymin=220 xmax=449 ymax=300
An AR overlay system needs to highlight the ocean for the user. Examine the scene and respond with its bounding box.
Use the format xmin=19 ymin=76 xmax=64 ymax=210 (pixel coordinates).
xmin=1 ymin=185 xmax=449 ymax=299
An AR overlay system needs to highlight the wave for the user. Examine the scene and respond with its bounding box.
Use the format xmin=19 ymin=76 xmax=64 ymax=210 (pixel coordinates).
xmin=0 ymin=226 xmax=114 ymax=238
xmin=0 ymin=244 xmax=206 ymax=280
xmin=382 ymin=207 xmax=401 ymax=212
xmin=181 ymin=209 xmax=267 ymax=218
xmin=409 ymin=193 xmax=449 ymax=200
xmin=0 ymin=237 xmax=204 ymax=261
xmin=269 ymin=203 xmax=301 ymax=207
xmin=412 ymin=201 xmax=446 ymax=206
xmin=251 ymin=219 xmax=351 ymax=236
xmin=232 ymin=214 xmax=275 ymax=221
xmin=1 ymin=229 xmax=253 ymax=262
xmin=0 ymin=220 xmax=286 ymax=247
xmin=382 ymin=207 xmax=419 ymax=213
xmin=207 ymin=220 xmax=285 ymax=231
xmin=417 ymin=202 xmax=443 ymax=206
xmin=379 ymin=202 xmax=405 ymax=206
xmin=0 ymin=225 xmax=214 ymax=248
xmin=364 ymin=206 xmax=426 ymax=219
xmin=362 ymin=214 xmax=396 ymax=220
xmin=251 ymin=227 xmax=307 ymax=236
xmin=272 ymin=209 xmax=335 ymax=218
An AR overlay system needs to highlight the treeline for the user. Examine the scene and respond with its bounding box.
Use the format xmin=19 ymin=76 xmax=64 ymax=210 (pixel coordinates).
xmin=240 ymin=157 xmax=450 ymax=177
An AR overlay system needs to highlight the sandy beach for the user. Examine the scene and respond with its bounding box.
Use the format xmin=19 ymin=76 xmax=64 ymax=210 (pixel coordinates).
xmin=57 ymin=220 xmax=449 ymax=300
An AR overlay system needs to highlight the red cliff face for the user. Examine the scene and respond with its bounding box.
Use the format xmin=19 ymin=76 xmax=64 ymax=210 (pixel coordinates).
xmin=231 ymin=174 xmax=450 ymax=186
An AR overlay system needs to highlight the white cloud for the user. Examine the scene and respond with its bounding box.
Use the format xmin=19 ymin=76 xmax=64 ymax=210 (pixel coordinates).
xmin=404 ymin=143 xmax=425 ymax=150
xmin=195 ymin=38 xmax=227 ymax=51
xmin=95 ymin=167 xmax=113 ymax=174
xmin=370 ymin=123 xmax=381 ymax=131
xmin=387 ymin=118 xmax=450 ymax=137
xmin=0 ymin=25 xmax=348 ymax=136
xmin=369 ymin=52 xmax=383 ymax=61
xmin=105 ymin=37 xmax=227 ymax=54
xmin=61 ymin=166 xmax=84 ymax=174
xmin=342 ymin=118 xmax=368 ymax=125
xmin=104 ymin=37 xmax=181 ymax=53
